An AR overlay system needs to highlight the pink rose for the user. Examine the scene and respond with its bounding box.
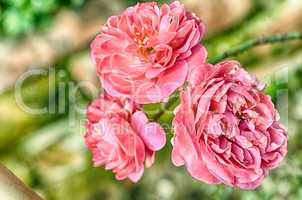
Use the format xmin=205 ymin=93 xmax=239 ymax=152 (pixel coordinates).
xmin=91 ymin=1 xmax=206 ymax=104
xmin=171 ymin=61 xmax=288 ymax=189
xmin=85 ymin=94 xmax=166 ymax=182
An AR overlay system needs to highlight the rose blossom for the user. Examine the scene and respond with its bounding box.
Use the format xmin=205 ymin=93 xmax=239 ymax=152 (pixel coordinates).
xmin=171 ymin=60 xmax=288 ymax=189
xmin=91 ymin=1 xmax=206 ymax=104
xmin=85 ymin=94 xmax=166 ymax=182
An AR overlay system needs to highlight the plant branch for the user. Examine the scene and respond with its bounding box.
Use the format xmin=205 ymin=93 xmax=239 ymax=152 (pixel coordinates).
xmin=152 ymin=94 xmax=179 ymax=121
xmin=0 ymin=164 xmax=43 ymax=200
xmin=209 ymin=32 xmax=302 ymax=64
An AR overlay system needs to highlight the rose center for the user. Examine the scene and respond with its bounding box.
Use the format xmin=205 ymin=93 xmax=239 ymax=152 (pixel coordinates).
xmin=134 ymin=33 xmax=155 ymax=59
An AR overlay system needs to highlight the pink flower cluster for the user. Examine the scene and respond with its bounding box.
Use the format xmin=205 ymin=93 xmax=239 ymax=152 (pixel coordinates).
xmin=85 ymin=95 xmax=165 ymax=182
xmin=91 ymin=1 xmax=206 ymax=104
xmin=172 ymin=61 xmax=287 ymax=189
xmin=85 ymin=1 xmax=288 ymax=188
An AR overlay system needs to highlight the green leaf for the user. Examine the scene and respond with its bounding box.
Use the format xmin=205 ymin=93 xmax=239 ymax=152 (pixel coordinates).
xmin=3 ymin=0 xmax=27 ymax=8
xmin=30 ymin=0 xmax=57 ymax=13
xmin=2 ymin=8 xmax=32 ymax=36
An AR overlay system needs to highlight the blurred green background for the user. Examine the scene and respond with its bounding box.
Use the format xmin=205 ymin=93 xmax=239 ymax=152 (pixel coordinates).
xmin=0 ymin=0 xmax=301 ymax=199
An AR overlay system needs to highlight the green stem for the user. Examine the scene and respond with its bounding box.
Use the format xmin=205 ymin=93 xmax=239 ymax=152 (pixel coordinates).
xmin=153 ymin=32 xmax=302 ymax=121
xmin=209 ymin=32 xmax=302 ymax=64
xmin=152 ymin=93 xmax=179 ymax=122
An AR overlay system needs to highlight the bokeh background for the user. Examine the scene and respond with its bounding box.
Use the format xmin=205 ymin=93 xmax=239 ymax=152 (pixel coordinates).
xmin=0 ymin=0 xmax=302 ymax=199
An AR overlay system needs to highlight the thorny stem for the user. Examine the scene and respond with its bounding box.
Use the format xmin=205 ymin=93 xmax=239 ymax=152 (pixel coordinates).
xmin=153 ymin=32 xmax=302 ymax=121
xmin=209 ymin=32 xmax=302 ymax=64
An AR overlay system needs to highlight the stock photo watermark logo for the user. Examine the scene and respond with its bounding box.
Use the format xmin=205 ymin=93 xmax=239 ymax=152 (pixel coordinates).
xmin=14 ymin=68 xmax=98 ymax=126
xmin=12 ymin=63 xmax=291 ymax=133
